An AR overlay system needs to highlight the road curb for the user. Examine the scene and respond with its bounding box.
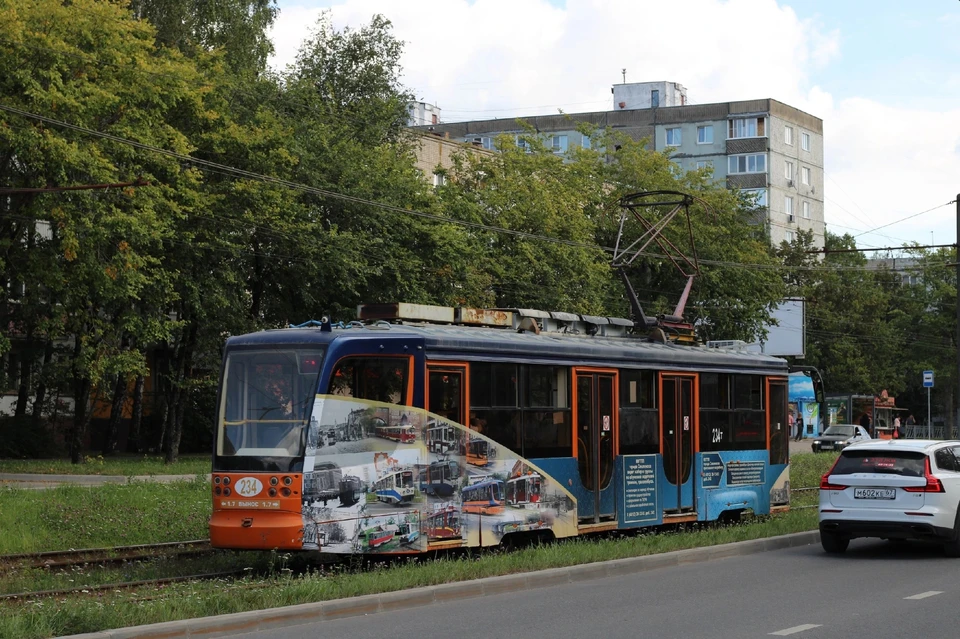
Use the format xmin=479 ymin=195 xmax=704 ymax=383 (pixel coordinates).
xmin=61 ymin=530 xmax=821 ymax=639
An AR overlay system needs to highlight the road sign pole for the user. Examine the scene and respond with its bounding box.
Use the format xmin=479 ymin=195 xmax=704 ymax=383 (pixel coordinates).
xmin=928 ymin=386 xmax=932 ymax=439
xmin=923 ymin=370 xmax=935 ymax=439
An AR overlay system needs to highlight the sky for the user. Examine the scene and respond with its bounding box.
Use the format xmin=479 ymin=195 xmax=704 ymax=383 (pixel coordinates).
xmin=267 ymin=0 xmax=960 ymax=252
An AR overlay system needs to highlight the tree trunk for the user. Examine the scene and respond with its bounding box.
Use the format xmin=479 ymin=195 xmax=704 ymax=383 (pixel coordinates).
xmin=103 ymin=373 xmax=128 ymax=456
xmin=127 ymin=374 xmax=145 ymax=453
xmin=164 ymin=322 xmax=197 ymax=464
xmin=31 ymin=339 xmax=53 ymax=427
xmin=70 ymin=376 xmax=92 ymax=464
xmin=14 ymin=330 xmax=33 ymax=417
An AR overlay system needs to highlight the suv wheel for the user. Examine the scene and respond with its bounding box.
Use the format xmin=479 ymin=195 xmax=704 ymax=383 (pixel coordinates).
xmin=943 ymin=508 xmax=960 ymax=558
xmin=821 ymin=531 xmax=849 ymax=554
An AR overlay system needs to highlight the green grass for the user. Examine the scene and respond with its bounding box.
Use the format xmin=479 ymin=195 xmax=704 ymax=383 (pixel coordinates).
xmin=0 ymin=453 xmax=835 ymax=638
xmin=0 ymin=455 xmax=211 ymax=477
xmin=0 ymin=509 xmax=819 ymax=639
xmin=0 ymin=479 xmax=211 ymax=554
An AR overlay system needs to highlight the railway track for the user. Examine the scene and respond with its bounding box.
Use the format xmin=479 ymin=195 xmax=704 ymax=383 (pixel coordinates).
xmin=0 ymin=539 xmax=213 ymax=571
xmin=0 ymin=569 xmax=246 ymax=601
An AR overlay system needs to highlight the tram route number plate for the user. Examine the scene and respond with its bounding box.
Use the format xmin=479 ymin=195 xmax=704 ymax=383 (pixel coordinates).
xmin=853 ymin=488 xmax=895 ymax=500
xmin=219 ymin=499 xmax=282 ymax=509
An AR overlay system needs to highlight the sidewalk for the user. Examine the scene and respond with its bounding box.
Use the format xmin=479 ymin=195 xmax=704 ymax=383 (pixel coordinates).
xmin=0 ymin=473 xmax=205 ymax=489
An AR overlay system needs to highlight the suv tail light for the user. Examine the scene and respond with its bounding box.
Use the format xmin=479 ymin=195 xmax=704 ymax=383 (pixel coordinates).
xmin=820 ymin=456 xmax=847 ymax=490
xmin=903 ymin=457 xmax=944 ymax=493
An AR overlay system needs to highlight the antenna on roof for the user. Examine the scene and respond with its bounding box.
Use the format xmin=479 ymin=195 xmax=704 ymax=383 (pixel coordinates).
xmin=622 ymin=68 xmax=626 ymax=83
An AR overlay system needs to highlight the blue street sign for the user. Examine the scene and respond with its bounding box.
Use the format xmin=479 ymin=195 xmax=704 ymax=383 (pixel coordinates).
xmin=923 ymin=370 xmax=934 ymax=388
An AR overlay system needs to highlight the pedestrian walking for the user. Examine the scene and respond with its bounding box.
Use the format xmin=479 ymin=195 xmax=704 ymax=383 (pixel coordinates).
xmin=795 ymin=414 xmax=804 ymax=441
xmin=788 ymin=411 xmax=796 ymax=440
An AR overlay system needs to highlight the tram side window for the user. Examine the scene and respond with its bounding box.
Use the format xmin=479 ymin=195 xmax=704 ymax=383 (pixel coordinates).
xmin=699 ymin=374 xmax=764 ymax=451
xmin=620 ymin=370 xmax=658 ymax=455
xmin=328 ymin=357 xmax=409 ymax=404
xmin=471 ymin=363 xmax=571 ymax=459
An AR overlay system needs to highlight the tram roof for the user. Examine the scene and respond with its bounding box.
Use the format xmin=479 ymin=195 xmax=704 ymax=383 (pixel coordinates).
xmin=226 ymin=323 xmax=788 ymax=375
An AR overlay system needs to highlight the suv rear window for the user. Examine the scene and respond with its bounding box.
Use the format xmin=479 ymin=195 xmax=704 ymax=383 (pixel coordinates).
xmin=832 ymin=449 xmax=926 ymax=477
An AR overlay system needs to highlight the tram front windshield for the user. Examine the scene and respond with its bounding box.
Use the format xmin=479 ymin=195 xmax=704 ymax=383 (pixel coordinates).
xmin=215 ymin=348 xmax=324 ymax=471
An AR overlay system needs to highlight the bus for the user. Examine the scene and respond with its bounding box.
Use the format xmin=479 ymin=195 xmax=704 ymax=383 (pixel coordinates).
xmin=209 ymin=303 xmax=790 ymax=552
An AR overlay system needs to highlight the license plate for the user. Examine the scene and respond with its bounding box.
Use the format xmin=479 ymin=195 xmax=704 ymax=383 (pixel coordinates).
xmin=854 ymin=488 xmax=896 ymax=500
xmin=820 ymin=443 xmax=834 ymax=449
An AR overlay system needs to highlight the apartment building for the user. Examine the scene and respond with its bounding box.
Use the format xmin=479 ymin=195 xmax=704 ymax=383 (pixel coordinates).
xmin=413 ymin=82 xmax=825 ymax=249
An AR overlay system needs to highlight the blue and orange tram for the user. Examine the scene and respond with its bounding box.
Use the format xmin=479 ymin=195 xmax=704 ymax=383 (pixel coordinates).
xmin=209 ymin=303 xmax=790 ymax=551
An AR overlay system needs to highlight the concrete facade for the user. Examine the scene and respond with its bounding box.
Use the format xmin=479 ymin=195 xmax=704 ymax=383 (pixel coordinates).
xmin=413 ymin=85 xmax=825 ymax=250
xmin=412 ymin=132 xmax=494 ymax=186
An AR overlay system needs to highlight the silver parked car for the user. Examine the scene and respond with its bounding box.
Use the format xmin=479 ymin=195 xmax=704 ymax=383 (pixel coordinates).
xmin=811 ymin=424 xmax=871 ymax=453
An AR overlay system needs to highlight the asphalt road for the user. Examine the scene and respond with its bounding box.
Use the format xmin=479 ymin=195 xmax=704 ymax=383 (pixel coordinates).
xmin=236 ymin=537 xmax=960 ymax=639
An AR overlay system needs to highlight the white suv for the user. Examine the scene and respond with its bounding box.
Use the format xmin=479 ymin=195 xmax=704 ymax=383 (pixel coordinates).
xmin=819 ymin=439 xmax=960 ymax=555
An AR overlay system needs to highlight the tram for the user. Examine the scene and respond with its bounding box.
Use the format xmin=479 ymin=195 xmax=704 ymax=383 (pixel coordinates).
xmin=506 ymin=473 xmax=542 ymax=508
xmin=425 ymin=506 xmax=462 ymax=540
xmin=209 ymin=302 xmax=790 ymax=552
xmin=426 ymin=420 xmax=458 ymax=454
xmin=373 ymin=468 xmax=415 ymax=505
xmin=417 ymin=460 xmax=460 ymax=497
xmin=461 ymin=479 xmax=505 ymax=515
xmin=375 ymin=423 xmax=417 ymax=444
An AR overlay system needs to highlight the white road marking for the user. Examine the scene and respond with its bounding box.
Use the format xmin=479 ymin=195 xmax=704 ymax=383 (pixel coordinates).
xmin=904 ymin=591 xmax=943 ymax=600
xmin=770 ymin=624 xmax=822 ymax=636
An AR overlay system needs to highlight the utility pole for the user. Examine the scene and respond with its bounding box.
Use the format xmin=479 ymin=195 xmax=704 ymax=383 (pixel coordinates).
xmin=956 ymin=194 xmax=960 ymax=438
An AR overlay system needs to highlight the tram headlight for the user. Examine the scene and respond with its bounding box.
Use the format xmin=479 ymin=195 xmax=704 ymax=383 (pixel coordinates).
xmin=281 ymin=487 xmax=292 ymax=497
xmin=215 ymin=486 xmax=222 ymax=495
xmin=214 ymin=476 xmax=221 ymax=485
xmin=223 ymin=476 xmax=231 ymax=485
xmin=268 ymin=488 xmax=277 ymax=497
xmin=223 ymin=487 xmax=231 ymax=496
xmin=270 ymin=476 xmax=278 ymax=486
xmin=283 ymin=476 xmax=292 ymax=486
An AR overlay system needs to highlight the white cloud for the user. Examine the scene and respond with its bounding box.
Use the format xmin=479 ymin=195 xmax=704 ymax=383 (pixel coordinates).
xmin=268 ymin=0 xmax=959 ymax=247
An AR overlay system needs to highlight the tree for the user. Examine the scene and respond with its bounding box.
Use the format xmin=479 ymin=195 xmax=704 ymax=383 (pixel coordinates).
xmin=0 ymin=0 xmax=206 ymax=461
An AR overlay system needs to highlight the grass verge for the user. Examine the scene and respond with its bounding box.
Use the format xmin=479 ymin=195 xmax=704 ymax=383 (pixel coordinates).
xmin=0 ymin=453 xmax=838 ymax=638
xmin=0 ymin=455 xmax=210 ymax=477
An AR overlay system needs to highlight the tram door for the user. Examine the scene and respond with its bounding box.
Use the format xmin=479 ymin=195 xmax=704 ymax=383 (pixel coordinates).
xmin=661 ymin=374 xmax=696 ymax=513
xmin=574 ymin=368 xmax=618 ymax=523
xmin=426 ymin=364 xmax=467 ymax=428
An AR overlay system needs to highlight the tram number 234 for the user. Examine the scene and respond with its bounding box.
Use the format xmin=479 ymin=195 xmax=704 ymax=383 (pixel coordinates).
xmin=711 ymin=429 xmax=724 ymax=444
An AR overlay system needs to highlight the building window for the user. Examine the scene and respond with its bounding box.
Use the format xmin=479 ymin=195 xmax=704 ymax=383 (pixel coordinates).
xmin=802 ymin=201 xmax=810 ymax=219
xmin=784 ymin=161 xmax=794 ymax=181
xmin=666 ymin=128 xmax=681 ymax=146
xmin=743 ymin=188 xmax=767 ymax=207
xmin=468 ymin=136 xmax=493 ymax=150
xmin=651 ymin=89 xmax=660 ymax=108
xmin=784 ymin=196 xmax=794 ymax=216
xmin=801 ymin=131 xmax=811 ymax=151
xmin=697 ymin=125 xmax=713 ymax=144
xmin=581 ymin=134 xmax=592 ymax=149
xmin=516 ymin=136 xmax=531 ymax=153
xmin=432 ymin=172 xmax=446 ymax=187
xmin=801 ymin=166 xmax=811 ymax=185
xmin=696 ymin=160 xmax=714 ymax=174
xmin=728 ymin=153 xmax=767 ymax=174
xmin=551 ymin=135 xmax=568 ymax=153
xmin=784 ymin=126 xmax=793 ymax=145
xmin=728 ymin=117 xmax=767 ymax=139
xmin=785 ymin=230 xmax=795 ymax=243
